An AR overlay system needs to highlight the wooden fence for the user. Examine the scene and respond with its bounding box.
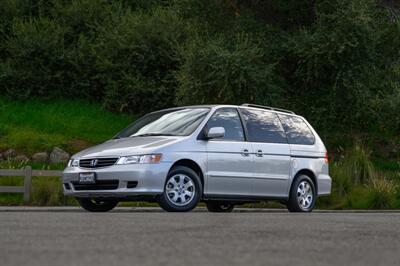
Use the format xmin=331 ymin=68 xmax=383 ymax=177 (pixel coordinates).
xmin=0 ymin=167 xmax=63 ymax=202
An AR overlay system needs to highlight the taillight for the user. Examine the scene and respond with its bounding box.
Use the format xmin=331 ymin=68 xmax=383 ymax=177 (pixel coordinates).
xmin=324 ymin=152 xmax=329 ymax=163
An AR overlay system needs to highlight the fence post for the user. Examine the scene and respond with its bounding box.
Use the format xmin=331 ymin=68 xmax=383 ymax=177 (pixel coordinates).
xmin=24 ymin=166 xmax=32 ymax=203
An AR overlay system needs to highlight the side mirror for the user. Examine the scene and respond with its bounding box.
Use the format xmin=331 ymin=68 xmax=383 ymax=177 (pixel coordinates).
xmin=205 ymin=127 xmax=225 ymax=139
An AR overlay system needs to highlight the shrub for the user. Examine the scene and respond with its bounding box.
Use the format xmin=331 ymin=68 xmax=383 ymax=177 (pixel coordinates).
xmin=328 ymin=143 xmax=376 ymax=208
xmin=51 ymin=0 xmax=117 ymax=42
xmin=92 ymin=7 xmax=184 ymax=113
xmin=332 ymin=144 xmax=375 ymax=191
xmin=366 ymin=177 xmax=397 ymax=209
xmin=31 ymin=177 xmax=65 ymax=206
xmin=344 ymin=186 xmax=371 ymax=209
xmin=0 ymin=0 xmax=30 ymax=46
xmin=370 ymin=87 xmax=400 ymax=135
xmin=329 ymin=143 xmax=398 ymax=209
xmin=0 ymin=17 xmax=69 ymax=99
xmin=330 ymin=162 xmax=354 ymax=197
xmin=0 ymin=125 xmax=9 ymax=138
xmin=239 ymin=0 xmax=317 ymax=29
xmin=284 ymin=0 xmax=398 ymax=131
xmin=175 ymin=33 xmax=283 ymax=106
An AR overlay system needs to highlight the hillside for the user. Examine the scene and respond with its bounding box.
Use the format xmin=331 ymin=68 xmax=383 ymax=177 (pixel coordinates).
xmin=0 ymin=97 xmax=133 ymax=156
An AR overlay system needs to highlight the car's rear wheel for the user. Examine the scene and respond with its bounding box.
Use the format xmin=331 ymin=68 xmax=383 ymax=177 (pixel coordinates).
xmin=158 ymin=166 xmax=202 ymax=212
xmin=206 ymin=201 xmax=234 ymax=212
xmin=287 ymin=175 xmax=316 ymax=212
xmin=77 ymin=198 xmax=118 ymax=212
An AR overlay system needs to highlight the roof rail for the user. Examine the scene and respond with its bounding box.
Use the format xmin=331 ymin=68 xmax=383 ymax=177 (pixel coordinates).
xmin=241 ymin=103 xmax=295 ymax=114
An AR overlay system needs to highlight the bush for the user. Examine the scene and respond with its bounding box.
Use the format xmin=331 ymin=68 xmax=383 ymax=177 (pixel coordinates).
xmin=0 ymin=124 xmax=9 ymax=138
xmin=0 ymin=17 xmax=69 ymax=99
xmin=325 ymin=143 xmax=399 ymax=209
xmin=331 ymin=144 xmax=375 ymax=194
xmin=0 ymin=0 xmax=30 ymax=48
xmin=49 ymin=1 xmax=125 ymax=100
xmin=51 ymin=0 xmax=117 ymax=42
xmin=370 ymin=87 xmax=400 ymax=135
xmin=285 ymin=0 xmax=398 ymax=131
xmin=330 ymin=162 xmax=354 ymax=197
xmin=175 ymin=33 xmax=283 ymax=106
xmin=31 ymin=177 xmax=65 ymax=206
xmin=366 ymin=177 xmax=397 ymax=209
xmin=92 ymin=7 xmax=184 ymax=113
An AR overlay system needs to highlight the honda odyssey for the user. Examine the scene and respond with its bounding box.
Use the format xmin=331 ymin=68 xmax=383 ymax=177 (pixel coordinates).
xmin=63 ymin=104 xmax=331 ymax=212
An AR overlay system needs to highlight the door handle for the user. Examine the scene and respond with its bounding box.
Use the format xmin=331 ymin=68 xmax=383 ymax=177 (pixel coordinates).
xmin=255 ymin=150 xmax=263 ymax=157
xmin=241 ymin=149 xmax=250 ymax=157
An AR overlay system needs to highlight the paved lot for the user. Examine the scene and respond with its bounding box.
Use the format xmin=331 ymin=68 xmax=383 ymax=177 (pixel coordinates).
xmin=1 ymin=208 xmax=400 ymax=266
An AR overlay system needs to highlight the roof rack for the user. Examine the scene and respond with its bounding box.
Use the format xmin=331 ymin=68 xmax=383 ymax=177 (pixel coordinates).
xmin=241 ymin=103 xmax=295 ymax=114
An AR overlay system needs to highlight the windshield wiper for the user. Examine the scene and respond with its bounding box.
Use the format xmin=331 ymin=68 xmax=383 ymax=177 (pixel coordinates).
xmin=132 ymin=133 xmax=176 ymax=137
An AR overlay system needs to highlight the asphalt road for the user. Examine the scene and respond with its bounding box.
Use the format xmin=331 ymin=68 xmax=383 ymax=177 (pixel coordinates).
xmin=1 ymin=208 xmax=400 ymax=266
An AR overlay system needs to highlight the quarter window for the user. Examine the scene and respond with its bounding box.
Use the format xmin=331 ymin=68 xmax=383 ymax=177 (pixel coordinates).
xmin=205 ymin=108 xmax=245 ymax=141
xmin=278 ymin=114 xmax=315 ymax=145
xmin=240 ymin=108 xmax=287 ymax=143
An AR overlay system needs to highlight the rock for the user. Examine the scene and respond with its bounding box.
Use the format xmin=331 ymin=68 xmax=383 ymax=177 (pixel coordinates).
xmin=3 ymin=148 xmax=16 ymax=159
xmin=32 ymin=152 xmax=49 ymax=163
xmin=49 ymin=147 xmax=70 ymax=163
xmin=14 ymin=154 xmax=29 ymax=163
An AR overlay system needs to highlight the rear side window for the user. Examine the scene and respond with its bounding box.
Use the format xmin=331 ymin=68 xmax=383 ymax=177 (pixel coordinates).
xmin=240 ymin=108 xmax=287 ymax=143
xmin=278 ymin=114 xmax=315 ymax=145
xmin=206 ymin=108 xmax=245 ymax=141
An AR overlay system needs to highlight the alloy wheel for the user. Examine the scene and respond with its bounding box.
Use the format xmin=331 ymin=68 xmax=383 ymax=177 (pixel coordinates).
xmin=297 ymin=181 xmax=313 ymax=210
xmin=165 ymin=174 xmax=196 ymax=206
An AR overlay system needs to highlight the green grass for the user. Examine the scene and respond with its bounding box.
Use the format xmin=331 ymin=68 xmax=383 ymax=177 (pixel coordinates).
xmin=0 ymin=97 xmax=134 ymax=155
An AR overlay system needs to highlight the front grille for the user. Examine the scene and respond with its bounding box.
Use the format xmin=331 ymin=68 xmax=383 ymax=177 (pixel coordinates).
xmin=79 ymin=157 xmax=119 ymax=168
xmin=72 ymin=180 xmax=119 ymax=191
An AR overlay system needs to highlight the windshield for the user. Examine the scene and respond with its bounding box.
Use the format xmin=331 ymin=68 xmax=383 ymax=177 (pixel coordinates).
xmin=115 ymin=108 xmax=210 ymax=138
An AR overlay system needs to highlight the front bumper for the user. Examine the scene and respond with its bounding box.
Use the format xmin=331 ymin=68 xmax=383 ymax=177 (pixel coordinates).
xmin=62 ymin=162 xmax=172 ymax=198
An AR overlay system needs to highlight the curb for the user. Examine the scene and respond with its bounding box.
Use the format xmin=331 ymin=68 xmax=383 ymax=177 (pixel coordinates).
xmin=0 ymin=206 xmax=400 ymax=213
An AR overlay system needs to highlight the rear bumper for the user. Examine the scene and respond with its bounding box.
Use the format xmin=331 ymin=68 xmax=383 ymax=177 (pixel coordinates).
xmin=62 ymin=163 xmax=172 ymax=198
xmin=317 ymin=174 xmax=332 ymax=196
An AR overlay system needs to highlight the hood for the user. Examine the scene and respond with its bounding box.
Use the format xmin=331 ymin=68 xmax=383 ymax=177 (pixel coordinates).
xmin=73 ymin=137 xmax=180 ymax=158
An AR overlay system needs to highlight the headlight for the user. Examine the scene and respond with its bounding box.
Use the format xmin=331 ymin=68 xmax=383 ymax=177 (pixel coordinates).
xmin=68 ymin=159 xmax=79 ymax=167
xmin=116 ymin=154 xmax=162 ymax=165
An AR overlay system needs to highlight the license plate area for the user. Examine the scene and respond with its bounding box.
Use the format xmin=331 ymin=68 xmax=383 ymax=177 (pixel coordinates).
xmin=79 ymin=172 xmax=96 ymax=184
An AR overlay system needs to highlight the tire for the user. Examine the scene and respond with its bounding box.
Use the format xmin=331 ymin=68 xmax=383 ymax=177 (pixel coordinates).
xmin=206 ymin=201 xmax=234 ymax=213
xmin=77 ymin=198 xmax=119 ymax=212
xmin=287 ymin=175 xmax=316 ymax=212
xmin=158 ymin=166 xmax=202 ymax=212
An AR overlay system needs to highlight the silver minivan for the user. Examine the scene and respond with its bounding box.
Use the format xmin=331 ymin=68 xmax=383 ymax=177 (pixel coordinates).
xmin=63 ymin=104 xmax=331 ymax=212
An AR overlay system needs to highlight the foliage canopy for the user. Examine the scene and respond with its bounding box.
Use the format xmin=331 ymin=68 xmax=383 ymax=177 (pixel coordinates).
xmin=0 ymin=0 xmax=399 ymax=151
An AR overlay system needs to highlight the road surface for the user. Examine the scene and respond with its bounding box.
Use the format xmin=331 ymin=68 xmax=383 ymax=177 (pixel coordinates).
xmin=1 ymin=208 xmax=399 ymax=266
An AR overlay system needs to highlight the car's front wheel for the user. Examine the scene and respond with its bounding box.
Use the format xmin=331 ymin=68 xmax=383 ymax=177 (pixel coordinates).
xmin=158 ymin=166 xmax=202 ymax=212
xmin=77 ymin=198 xmax=119 ymax=212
